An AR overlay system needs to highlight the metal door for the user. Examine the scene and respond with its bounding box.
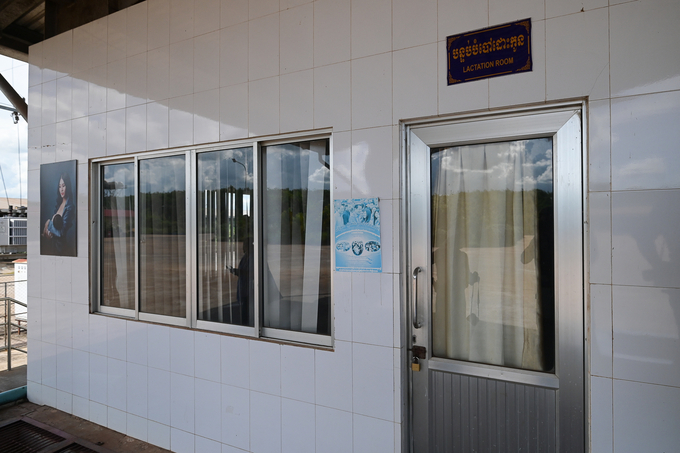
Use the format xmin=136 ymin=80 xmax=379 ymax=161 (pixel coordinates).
xmin=406 ymin=106 xmax=585 ymax=452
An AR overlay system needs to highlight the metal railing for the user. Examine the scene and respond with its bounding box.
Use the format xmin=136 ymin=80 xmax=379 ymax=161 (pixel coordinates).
xmin=1 ymin=280 xmax=28 ymax=371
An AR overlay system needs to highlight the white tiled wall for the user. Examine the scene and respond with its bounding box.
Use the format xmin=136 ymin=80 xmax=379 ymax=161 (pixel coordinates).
xmin=26 ymin=0 xmax=680 ymax=452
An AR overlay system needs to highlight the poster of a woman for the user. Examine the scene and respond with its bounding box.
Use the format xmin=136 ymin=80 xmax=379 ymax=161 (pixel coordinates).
xmin=40 ymin=160 xmax=77 ymax=256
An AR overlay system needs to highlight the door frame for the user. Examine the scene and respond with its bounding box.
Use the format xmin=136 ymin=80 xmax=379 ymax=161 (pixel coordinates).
xmin=399 ymin=101 xmax=590 ymax=452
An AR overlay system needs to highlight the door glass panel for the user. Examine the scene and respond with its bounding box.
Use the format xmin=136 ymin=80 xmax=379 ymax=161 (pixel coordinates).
xmin=197 ymin=147 xmax=254 ymax=326
xmin=430 ymin=138 xmax=554 ymax=372
xmin=139 ymin=155 xmax=187 ymax=317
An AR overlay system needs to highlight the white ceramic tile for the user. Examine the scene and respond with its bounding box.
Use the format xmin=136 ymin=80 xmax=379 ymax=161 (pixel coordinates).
xmin=280 ymin=345 xmax=314 ymax=403
xmin=611 ymin=91 xmax=680 ymax=191
xmin=125 ymin=104 xmax=147 ymax=153
xmin=127 ymin=362 xmax=148 ymax=418
xmin=88 ymin=66 xmax=108 ymax=115
xmin=106 ymin=60 xmax=126 ymax=112
xmin=313 ymin=0 xmax=350 ymax=67
xmin=438 ymin=43 xmax=489 ymax=115
xmin=41 ymin=123 xmax=56 ymax=162
xmin=148 ymin=420 xmax=171 ymax=450
xmin=56 ymin=346 xmax=73 ymax=393
xmin=195 ymin=436 xmax=221 ymax=453
xmin=108 ymin=10 xmax=127 ymax=63
xmin=127 ymin=413 xmax=148 ymax=442
xmin=170 ymin=0 xmax=195 ymax=44
xmin=194 ymin=31 xmax=220 ymax=92
xmin=280 ymin=69 xmax=313 ymax=132
xmin=282 ymin=399 xmax=315 ymax=453
xmin=70 ymin=116 xmax=88 ymax=161
xmin=107 ymin=406 xmax=127 ymax=433
xmin=148 ymin=367 xmax=172 ymax=424
xmin=127 ymin=2 xmax=148 ymax=56
xmin=56 ymin=76 xmax=72 ymax=123
xmin=331 ymin=132 xmax=352 ymax=201
xmin=127 ymin=321 xmax=148 ymax=366
xmin=249 ymin=13 xmax=279 ymax=81
xmin=591 ymin=377 xmax=613 ymax=453
xmin=147 ymin=47 xmax=170 ymax=102
xmin=89 ymin=401 xmax=108 ymax=426
xmin=89 ymin=113 xmax=106 ymax=157
xmin=393 ymin=0 xmax=437 ymax=50
xmin=220 ymin=0 xmax=248 ymax=27
xmin=591 ymin=284 xmax=612 ymax=377
xmin=315 ymin=405 xmax=352 ymax=453
xmin=194 ymin=332 xmax=221 ymax=383
xmin=353 ymin=414 xmax=395 ymax=453
xmin=169 ymin=94 xmax=194 ymax=147
xmin=248 ymin=77 xmax=279 ymax=137
xmin=613 ymin=380 xmax=680 ymax=453
xmin=613 ymin=285 xmax=680 ymax=387
xmin=148 ymin=323 xmax=171 ymax=371
xmin=55 ymin=301 xmax=72 ymax=347
xmin=589 ymin=192 xmax=611 ymax=285
xmin=315 ymin=340 xmax=352 ymax=412
xmin=170 ymin=372 xmax=195 ymax=431
xmin=351 ymin=0 xmax=391 ymax=59
xmin=40 ymin=342 xmax=56 ymax=388
xmin=547 ymin=0 xmax=605 ymax=18
xmin=72 ymin=349 xmax=89 ymax=398
xmin=219 ymin=83 xmax=249 ymax=140
xmin=126 ymin=53 xmax=148 ymax=107
xmin=589 ymin=99 xmax=611 ymax=192
xmin=170 ymin=327 xmax=195 ymax=376
xmin=89 ymin=352 xmax=108 ymax=405
xmin=249 ymin=340 xmax=281 ymax=395
xmin=438 ymin=0 xmax=488 ymax=42
xmin=107 ymin=316 xmax=127 ymax=360
xmin=249 ymin=0 xmax=278 ymax=20
xmin=351 ymin=53 xmax=392 ymax=129
xmin=71 ymin=28 xmax=89 ymax=75
xmin=147 ymin=102 xmax=169 ymax=150
xmin=71 ymin=308 xmax=89 ymax=353
xmin=29 ymin=43 xmax=43 ymax=86
xmin=106 ymin=109 xmax=125 ymax=156
xmin=42 ymin=386 xmax=57 ymax=408
xmin=611 ymin=190 xmax=680 ymax=288
xmin=489 ymin=20 xmax=547 ymax=108
xmin=221 ymin=384 xmax=250 ymax=449
xmin=107 ymin=357 xmax=127 ymax=411
xmin=56 ymin=390 xmax=72 ymax=414
xmin=194 ymin=0 xmax=221 ymax=35
xmin=93 ymin=18 xmax=110 ymax=68
xmin=490 ymin=0 xmax=544 ymax=23
xmin=71 ymin=259 xmax=89 ymax=304
xmin=352 ymin=273 xmax=394 ymax=347
xmin=610 ymin=0 xmax=680 ymax=98
xmin=195 ymin=378 xmax=222 ymax=441
xmin=171 ymin=428 xmax=195 ymax=453
xmin=170 ymin=40 xmax=195 ymax=97
xmin=219 ymin=23 xmax=248 ymax=88
xmin=393 ymin=43 xmax=437 ymax=123
xmin=73 ymin=395 xmax=89 ymax=419
xmin=353 ymin=342 xmax=394 ymax=421
xmin=546 ymin=9 xmax=609 ymax=101
xmin=148 ymin=0 xmax=171 ymax=50
xmin=250 ymin=391 xmax=281 ymax=453
xmin=27 ymin=382 xmax=42 ymax=406
xmin=41 ymin=37 xmax=58 ymax=83
xmin=39 ymin=298 xmax=55 ymax=345
xmin=280 ymin=4 xmax=313 ymax=74
xmin=28 ymin=83 xmax=42 ymax=127
xmin=351 ymin=126 xmax=393 ymax=200
xmin=313 ymin=62 xmax=350 ymax=131
xmin=71 ymin=76 xmax=88 ymax=119
xmin=41 ymin=80 xmax=56 ymax=127
xmin=194 ymin=88 xmax=220 ymax=144
xmin=220 ymin=335 xmax=250 ymax=389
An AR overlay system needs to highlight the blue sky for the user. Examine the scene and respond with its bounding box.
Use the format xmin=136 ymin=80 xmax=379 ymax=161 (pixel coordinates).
xmin=0 ymin=55 xmax=28 ymax=204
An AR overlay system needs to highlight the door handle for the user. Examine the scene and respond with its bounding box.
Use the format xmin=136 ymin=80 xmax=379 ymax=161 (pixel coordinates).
xmin=412 ymin=266 xmax=422 ymax=328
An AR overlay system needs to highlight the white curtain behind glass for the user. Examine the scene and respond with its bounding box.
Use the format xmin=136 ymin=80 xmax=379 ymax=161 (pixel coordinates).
xmin=431 ymin=139 xmax=552 ymax=371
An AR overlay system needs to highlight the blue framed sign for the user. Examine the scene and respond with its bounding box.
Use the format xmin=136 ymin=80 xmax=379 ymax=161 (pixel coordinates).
xmin=447 ymin=19 xmax=532 ymax=85
xmin=334 ymin=198 xmax=382 ymax=273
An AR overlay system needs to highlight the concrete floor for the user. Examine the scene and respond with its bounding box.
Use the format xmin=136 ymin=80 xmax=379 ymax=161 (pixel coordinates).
xmin=0 ymin=400 xmax=171 ymax=453
xmin=0 ymin=365 xmax=26 ymax=393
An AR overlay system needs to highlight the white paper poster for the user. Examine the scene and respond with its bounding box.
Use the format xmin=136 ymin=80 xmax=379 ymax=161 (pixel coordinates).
xmin=334 ymin=197 xmax=382 ymax=272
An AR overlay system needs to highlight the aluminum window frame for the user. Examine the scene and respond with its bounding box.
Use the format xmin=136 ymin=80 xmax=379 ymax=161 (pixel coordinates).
xmin=91 ymin=132 xmax=334 ymax=347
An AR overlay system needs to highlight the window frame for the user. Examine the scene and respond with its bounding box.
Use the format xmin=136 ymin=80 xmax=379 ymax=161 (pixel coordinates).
xmin=90 ymin=132 xmax=334 ymax=347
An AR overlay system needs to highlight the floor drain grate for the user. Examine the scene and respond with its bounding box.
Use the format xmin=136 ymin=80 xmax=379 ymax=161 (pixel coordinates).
xmin=0 ymin=418 xmax=114 ymax=453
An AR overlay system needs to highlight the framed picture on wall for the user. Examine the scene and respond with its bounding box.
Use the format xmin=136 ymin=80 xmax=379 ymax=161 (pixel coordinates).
xmin=40 ymin=160 xmax=77 ymax=257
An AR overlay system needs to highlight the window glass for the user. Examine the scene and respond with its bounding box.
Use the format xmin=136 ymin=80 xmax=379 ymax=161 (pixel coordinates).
xmin=101 ymin=163 xmax=135 ymax=309
xmin=263 ymin=139 xmax=331 ymax=335
xmin=139 ymin=155 xmax=187 ymax=317
xmin=197 ymin=147 xmax=254 ymax=326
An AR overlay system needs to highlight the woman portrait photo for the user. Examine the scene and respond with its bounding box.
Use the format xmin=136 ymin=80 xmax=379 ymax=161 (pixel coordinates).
xmin=40 ymin=160 xmax=77 ymax=256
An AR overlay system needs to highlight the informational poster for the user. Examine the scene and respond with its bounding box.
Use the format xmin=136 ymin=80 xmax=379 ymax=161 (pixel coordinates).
xmin=40 ymin=160 xmax=77 ymax=257
xmin=334 ymin=197 xmax=382 ymax=273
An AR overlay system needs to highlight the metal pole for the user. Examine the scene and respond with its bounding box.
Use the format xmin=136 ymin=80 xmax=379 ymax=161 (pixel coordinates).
xmin=0 ymin=74 xmax=27 ymax=122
